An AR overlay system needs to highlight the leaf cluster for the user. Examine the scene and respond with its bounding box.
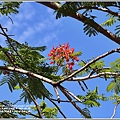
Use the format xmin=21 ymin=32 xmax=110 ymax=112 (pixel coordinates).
xmin=77 ymin=59 xmax=105 ymax=76
xmin=77 ymin=86 xmax=108 ymax=108
xmin=54 ymin=2 xmax=120 ymax=37
xmin=0 ymin=39 xmax=60 ymax=103
xmin=31 ymin=101 xmax=58 ymax=118
xmin=0 ymin=2 xmax=22 ymax=16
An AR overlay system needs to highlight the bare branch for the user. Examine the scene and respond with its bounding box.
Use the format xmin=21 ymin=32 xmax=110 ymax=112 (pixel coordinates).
xmin=59 ymin=85 xmax=83 ymax=103
xmin=56 ymin=47 xmax=120 ymax=84
xmin=58 ymin=85 xmax=91 ymax=118
xmin=78 ymin=81 xmax=85 ymax=91
xmin=68 ymin=72 xmax=120 ymax=81
xmin=0 ymin=66 xmax=55 ymax=85
xmin=38 ymin=2 xmax=120 ymax=45
xmin=53 ymin=86 xmax=60 ymax=103
xmin=82 ymin=81 xmax=88 ymax=89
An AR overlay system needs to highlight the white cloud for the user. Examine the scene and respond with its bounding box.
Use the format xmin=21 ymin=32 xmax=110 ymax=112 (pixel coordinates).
xmin=37 ymin=31 xmax=59 ymax=46
xmin=17 ymin=27 xmax=35 ymax=43
xmin=14 ymin=2 xmax=35 ymax=21
xmin=0 ymin=2 xmax=63 ymax=46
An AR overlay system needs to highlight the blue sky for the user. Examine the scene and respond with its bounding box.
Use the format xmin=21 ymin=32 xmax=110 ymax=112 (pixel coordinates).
xmin=0 ymin=2 xmax=120 ymax=118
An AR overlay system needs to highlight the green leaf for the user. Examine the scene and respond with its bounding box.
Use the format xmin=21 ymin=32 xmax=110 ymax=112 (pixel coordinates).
xmin=83 ymin=24 xmax=98 ymax=37
xmin=106 ymin=82 xmax=115 ymax=92
xmin=83 ymin=100 xmax=100 ymax=107
xmin=42 ymin=107 xmax=58 ymax=118
xmin=40 ymin=100 xmax=47 ymax=110
xmin=14 ymin=85 xmax=20 ymax=90
xmin=101 ymin=17 xmax=117 ymax=27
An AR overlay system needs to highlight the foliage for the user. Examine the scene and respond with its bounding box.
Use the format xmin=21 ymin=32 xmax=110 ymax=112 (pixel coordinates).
xmin=54 ymin=2 xmax=120 ymax=37
xmin=0 ymin=39 xmax=58 ymax=103
xmin=0 ymin=1 xmax=120 ymax=119
xmin=0 ymin=2 xmax=22 ymax=16
xmin=31 ymin=101 xmax=58 ymax=118
xmin=77 ymin=86 xmax=108 ymax=108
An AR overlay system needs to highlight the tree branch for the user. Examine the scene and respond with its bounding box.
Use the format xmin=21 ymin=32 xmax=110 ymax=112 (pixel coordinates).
xmin=53 ymin=86 xmax=60 ymax=103
xmin=58 ymin=85 xmax=91 ymax=118
xmin=56 ymin=47 xmax=120 ymax=84
xmin=38 ymin=2 xmax=120 ymax=45
xmin=0 ymin=66 xmax=55 ymax=85
xmin=51 ymin=98 xmax=81 ymax=103
xmin=111 ymin=102 xmax=120 ymax=119
xmin=0 ymin=24 xmax=35 ymax=69
xmin=77 ymin=6 xmax=120 ymax=18
xmin=68 ymin=72 xmax=120 ymax=81
xmin=59 ymin=85 xmax=83 ymax=103
xmin=0 ymin=45 xmax=16 ymax=67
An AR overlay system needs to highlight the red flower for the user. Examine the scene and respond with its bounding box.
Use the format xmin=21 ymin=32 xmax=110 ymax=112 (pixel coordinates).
xmin=50 ymin=61 xmax=54 ymax=64
xmin=71 ymin=48 xmax=74 ymax=53
xmin=66 ymin=58 xmax=69 ymax=62
xmin=70 ymin=62 xmax=74 ymax=66
xmin=73 ymin=56 xmax=79 ymax=61
xmin=48 ymin=43 xmax=80 ymax=71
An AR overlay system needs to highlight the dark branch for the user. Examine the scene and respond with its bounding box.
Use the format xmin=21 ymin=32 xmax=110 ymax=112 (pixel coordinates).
xmin=58 ymin=85 xmax=91 ymax=118
xmin=77 ymin=6 xmax=120 ymax=18
xmin=38 ymin=2 xmax=120 ymax=45
xmin=17 ymin=80 xmax=42 ymax=118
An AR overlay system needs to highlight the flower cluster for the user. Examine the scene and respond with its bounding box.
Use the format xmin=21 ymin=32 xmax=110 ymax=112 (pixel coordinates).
xmin=48 ymin=43 xmax=79 ymax=70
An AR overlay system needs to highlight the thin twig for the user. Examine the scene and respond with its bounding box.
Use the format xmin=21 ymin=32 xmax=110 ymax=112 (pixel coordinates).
xmin=111 ymin=102 xmax=120 ymax=119
xmin=0 ymin=45 xmax=16 ymax=67
xmin=51 ymin=98 xmax=80 ymax=103
xmin=78 ymin=81 xmax=85 ymax=91
xmin=67 ymin=72 xmax=120 ymax=81
xmin=53 ymin=86 xmax=60 ymax=103
xmin=13 ymin=96 xmax=24 ymax=105
xmin=82 ymin=81 xmax=88 ymax=89
xmin=77 ymin=6 xmax=120 ymax=18
xmin=59 ymin=85 xmax=83 ymax=103
xmin=0 ymin=24 xmax=29 ymax=68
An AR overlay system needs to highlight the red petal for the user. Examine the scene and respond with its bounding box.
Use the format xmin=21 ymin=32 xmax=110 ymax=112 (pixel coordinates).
xmin=50 ymin=61 xmax=54 ymax=64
